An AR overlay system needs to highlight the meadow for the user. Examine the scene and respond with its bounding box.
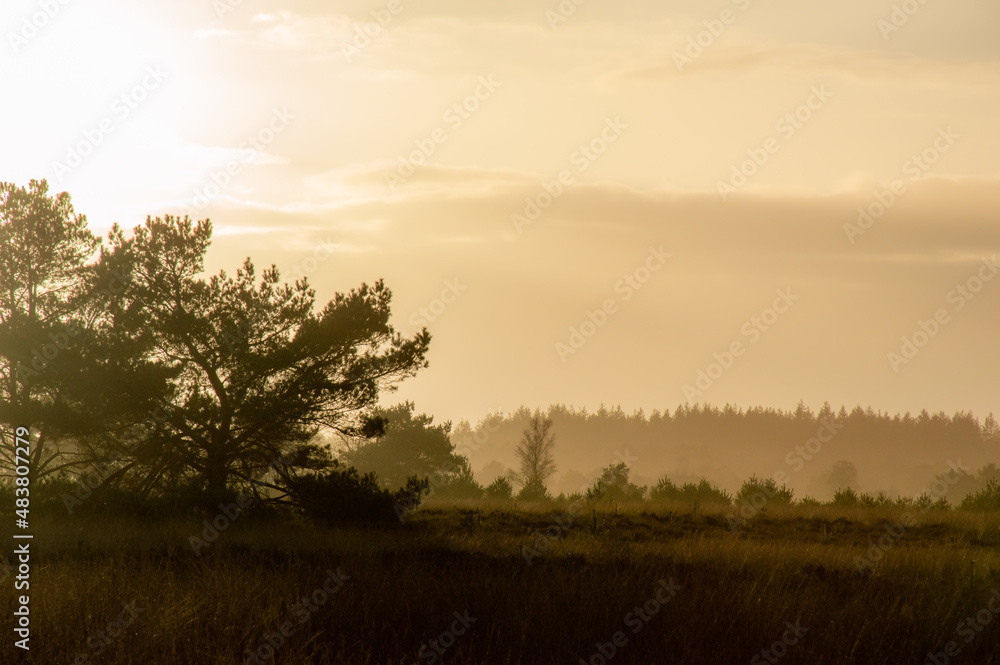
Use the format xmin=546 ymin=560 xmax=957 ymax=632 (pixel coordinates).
xmin=2 ymin=500 xmax=999 ymax=664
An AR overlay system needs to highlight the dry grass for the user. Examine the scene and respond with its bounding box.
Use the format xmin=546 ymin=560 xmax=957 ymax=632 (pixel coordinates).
xmin=1 ymin=503 xmax=999 ymax=664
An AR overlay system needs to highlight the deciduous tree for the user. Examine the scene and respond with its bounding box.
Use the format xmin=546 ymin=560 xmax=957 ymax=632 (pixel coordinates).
xmin=514 ymin=410 xmax=556 ymax=497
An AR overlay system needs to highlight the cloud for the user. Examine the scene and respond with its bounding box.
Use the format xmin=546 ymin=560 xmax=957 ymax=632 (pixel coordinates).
xmin=154 ymin=164 xmax=1000 ymax=429
xmin=610 ymin=43 xmax=1000 ymax=84
xmin=183 ymin=162 xmax=1000 ymax=273
xmin=306 ymin=162 xmax=539 ymax=201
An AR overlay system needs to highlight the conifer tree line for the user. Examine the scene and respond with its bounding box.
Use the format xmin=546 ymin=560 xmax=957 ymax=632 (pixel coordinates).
xmin=453 ymin=402 xmax=1000 ymax=505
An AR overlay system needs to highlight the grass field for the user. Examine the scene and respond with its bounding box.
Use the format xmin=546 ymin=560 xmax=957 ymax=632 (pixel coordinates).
xmin=3 ymin=501 xmax=1000 ymax=664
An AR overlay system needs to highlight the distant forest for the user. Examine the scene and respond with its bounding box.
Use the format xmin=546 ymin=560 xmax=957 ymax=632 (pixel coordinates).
xmin=452 ymin=402 xmax=1000 ymax=502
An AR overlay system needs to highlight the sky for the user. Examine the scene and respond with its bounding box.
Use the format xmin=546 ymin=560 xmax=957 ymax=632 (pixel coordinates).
xmin=1 ymin=0 xmax=998 ymax=425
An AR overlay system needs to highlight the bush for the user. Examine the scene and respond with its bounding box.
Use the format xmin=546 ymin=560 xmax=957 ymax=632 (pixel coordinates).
xmin=0 ymin=473 xmax=281 ymax=521
xmin=859 ymin=491 xmax=892 ymax=508
xmin=960 ymin=479 xmax=1000 ymax=511
xmin=0 ymin=476 xmax=85 ymax=517
xmin=431 ymin=459 xmax=484 ymax=500
xmin=830 ymin=487 xmax=858 ymax=507
xmin=285 ymin=461 xmax=428 ymax=524
xmin=517 ymin=477 xmax=550 ymax=501
xmin=649 ymin=477 xmax=679 ymax=501
xmin=649 ymin=477 xmax=731 ymax=505
xmin=585 ymin=463 xmax=646 ymax=502
xmin=931 ymin=497 xmax=950 ymax=511
xmin=736 ymin=475 xmax=793 ymax=507
xmin=829 ymin=488 xmax=890 ymax=509
xmin=484 ymin=476 xmax=513 ymax=500
xmin=900 ymin=492 xmax=950 ymax=511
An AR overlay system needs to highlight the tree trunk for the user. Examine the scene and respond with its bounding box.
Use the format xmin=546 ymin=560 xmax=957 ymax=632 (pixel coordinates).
xmin=204 ymin=445 xmax=229 ymax=508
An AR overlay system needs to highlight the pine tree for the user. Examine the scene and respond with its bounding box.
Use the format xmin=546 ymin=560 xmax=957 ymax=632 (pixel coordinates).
xmin=983 ymin=413 xmax=1000 ymax=441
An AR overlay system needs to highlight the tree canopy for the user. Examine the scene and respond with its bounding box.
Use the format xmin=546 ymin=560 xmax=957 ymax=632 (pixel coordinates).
xmin=0 ymin=179 xmax=100 ymax=480
xmin=0 ymin=181 xmax=432 ymax=511
xmin=514 ymin=410 xmax=556 ymax=499
xmin=87 ymin=214 xmax=431 ymax=497
xmin=340 ymin=401 xmax=465 ymax=492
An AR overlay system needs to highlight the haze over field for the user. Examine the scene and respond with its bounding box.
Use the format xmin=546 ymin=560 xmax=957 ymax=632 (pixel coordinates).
xmin=2 ymin=0 xmax=997 ymax=427
xmin=5 ymin=3 xmax=1000 ymax=663
xmin=448 ymin=403 xmax=1000 ymax=503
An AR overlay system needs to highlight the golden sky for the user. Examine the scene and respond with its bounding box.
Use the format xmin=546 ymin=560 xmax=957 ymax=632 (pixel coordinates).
xmin=2 ymin=0 xmax=998 ymax=423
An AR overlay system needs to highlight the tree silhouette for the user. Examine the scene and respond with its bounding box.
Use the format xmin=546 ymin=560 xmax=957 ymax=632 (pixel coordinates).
xmin=88 ymin=214 xmax=430 ymax=498
xmin=983 ymin=413 xmax=999 ymax=441
xmin=514 ymin=410 xmax=556 ymax=498
xmin=340 ymin=401 xmax=469 ymax=492
xmin=586 ymin=462 xmax=646 ymax=502
xmin=484 ymin=475 xmax=513 ymax=500
xmin=0 ymin=179 xmax=101 ymax=480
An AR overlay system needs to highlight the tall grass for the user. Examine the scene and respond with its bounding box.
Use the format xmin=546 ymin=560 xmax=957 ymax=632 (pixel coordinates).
xmin=1 ymin=504 xmax=998 ymax=664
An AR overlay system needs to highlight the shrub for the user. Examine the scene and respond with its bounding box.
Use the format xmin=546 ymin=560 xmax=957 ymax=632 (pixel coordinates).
xmin=285 ymin=461 xmax=428 ymax=524
xmin=830 ymin=487 xmax=858 ymax=507
xmin=649 ymin=477 xmax=731 ymax=505
xmin=931 ymin=497 xmax=950 ymax=511
xmin=736 ymin=475 xmax=793 ymax=507
xmin=1 ymin=475 xmax=225 ymax=519
xmin=517 ymin=477 xmax=550 ymax=501
xmin=484 ymin=476 xmax=514 ymax=500
xmin=960 ymin=479 xmax=1000 ymax=511
xmin=432 ymin=458 xmax=484 ymax=500
xmin=658 ymin=479 xmax=683 ymax=503
xmin=902 ymin=492 xmax=951 ymax=511
xmin=649 ymin=477 xmax=679 ymax=501
xmin=585 ymin=463 xmax=646 ymax=502
xmin=859 ymin=491 xmax=891 ymax=508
